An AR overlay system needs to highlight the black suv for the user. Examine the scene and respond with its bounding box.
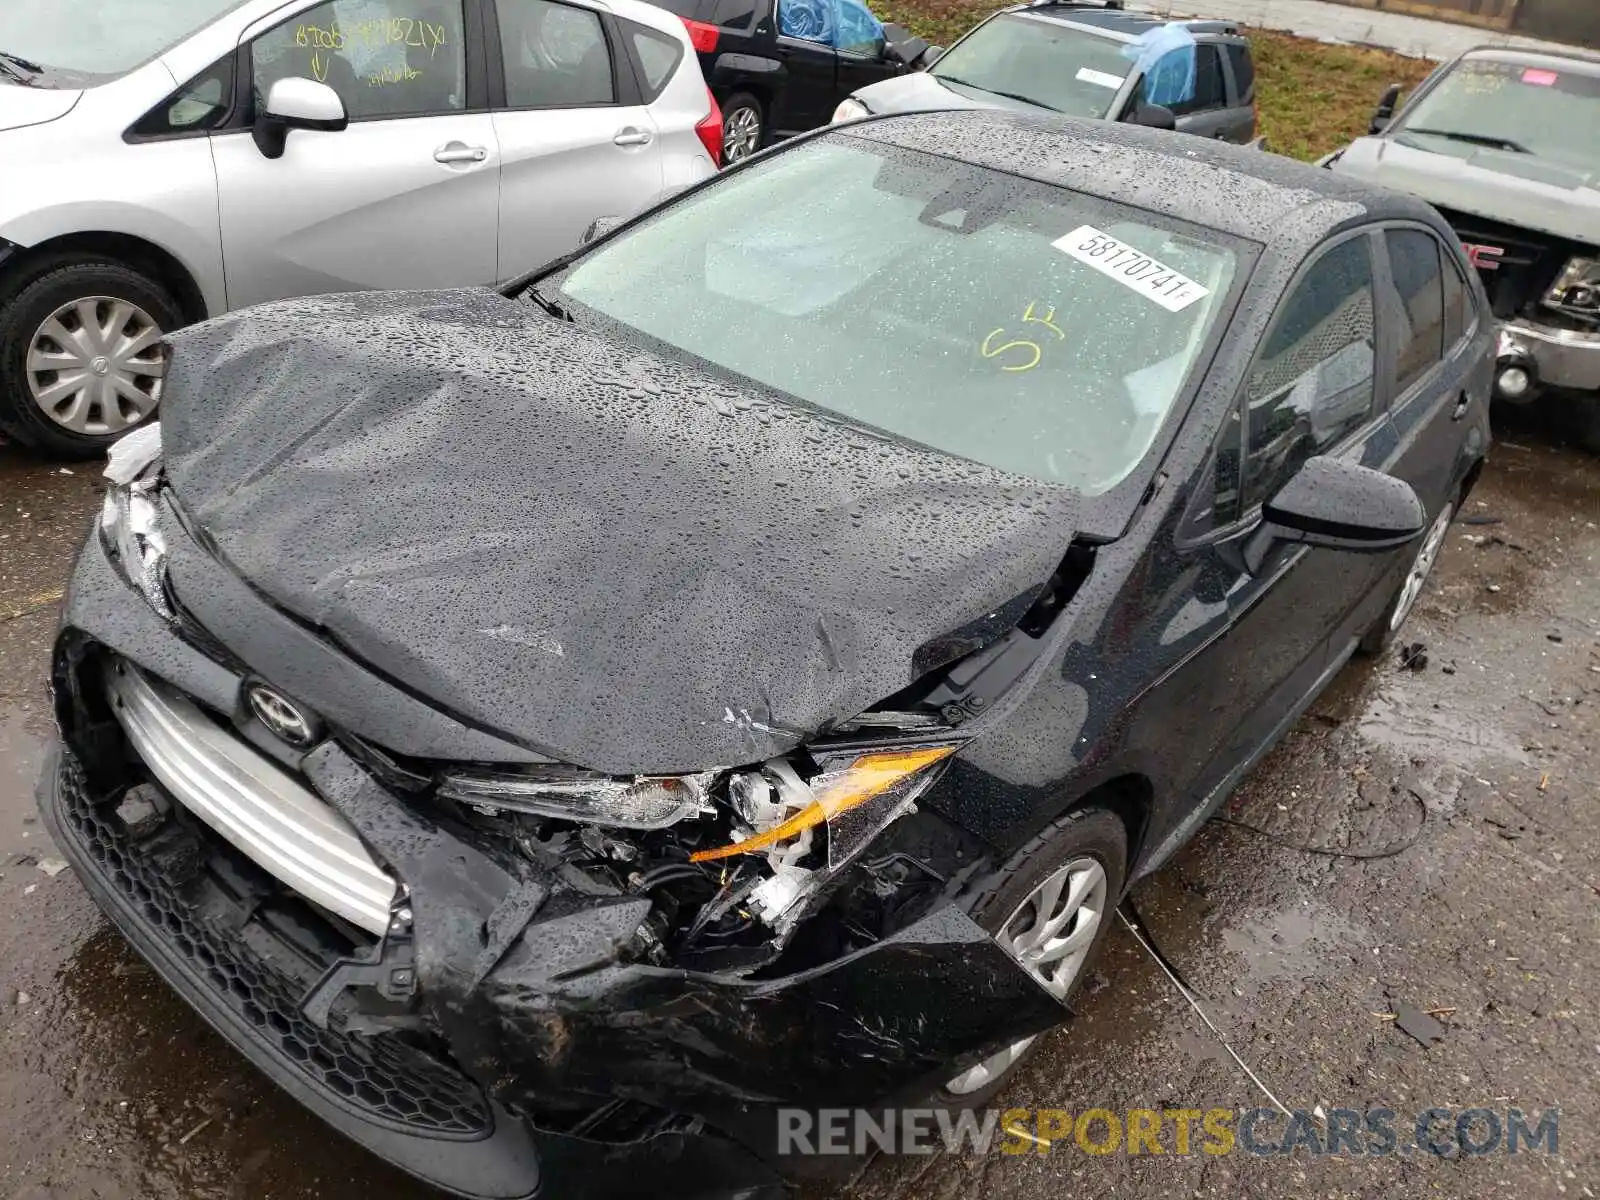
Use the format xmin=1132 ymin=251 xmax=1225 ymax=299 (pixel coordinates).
xmin=841 ymin=1 xmax=1259 ymax=144
xmin=647 ymin=0 xmax=932 ymax=160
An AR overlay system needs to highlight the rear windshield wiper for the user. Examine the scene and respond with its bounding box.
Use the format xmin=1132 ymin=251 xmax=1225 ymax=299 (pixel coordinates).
xmin=1404 ymin=127 xmax=1531 ymax=154
xmin=0 ymin=50 xmax=43 ymax=83
xmin=936 ymin=75 xmax=1060 ymax=112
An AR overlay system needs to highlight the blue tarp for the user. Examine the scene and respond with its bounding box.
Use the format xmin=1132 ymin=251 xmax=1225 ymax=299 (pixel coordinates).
xmin=779 ymin=0 xmax=884 ymax=53
xmin=1122 ymin=23 xmax=1196 ymax=108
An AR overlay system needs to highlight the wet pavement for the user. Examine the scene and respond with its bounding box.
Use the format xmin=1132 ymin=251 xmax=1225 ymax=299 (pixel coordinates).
xmin=1 ymin=423 xmax=1597 ymax=1199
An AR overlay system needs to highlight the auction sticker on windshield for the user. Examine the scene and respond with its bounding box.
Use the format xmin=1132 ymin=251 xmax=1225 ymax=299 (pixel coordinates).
xmin=1053 ymin=226 xmax=1211 ymax=313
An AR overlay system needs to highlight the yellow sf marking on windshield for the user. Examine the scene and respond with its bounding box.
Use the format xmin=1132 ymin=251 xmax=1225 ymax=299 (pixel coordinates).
xmin=980 ymin=302 xmax=1065 ymax=373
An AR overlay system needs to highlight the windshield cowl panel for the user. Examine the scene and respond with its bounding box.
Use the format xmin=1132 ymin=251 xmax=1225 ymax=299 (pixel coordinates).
xmin=557 ymin=136 xmax=1244 ymax=497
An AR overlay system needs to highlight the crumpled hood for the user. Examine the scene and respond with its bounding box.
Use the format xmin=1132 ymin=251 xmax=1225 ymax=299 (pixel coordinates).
xmin=854 ymin=70 xmax=1053 ymax=117
xmin=0 ymin=82 xmax=81 ymax=132
xmin=1332 ymin=135 xmax=1600 ymax=247
xmin=161 ymin=289 xmax=1081 ymax=774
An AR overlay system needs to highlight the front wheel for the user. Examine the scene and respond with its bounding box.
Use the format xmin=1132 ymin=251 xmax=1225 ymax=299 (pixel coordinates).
xmin=0 ymin=257 xmax=180 ymax=458
xmin=719 ymin=92 xmax=764 ymax=164
xmin=1358 ymin=495 xmax=1457 ymax=657
xmin=933 ymin=806 xmax=1127 ymax=1108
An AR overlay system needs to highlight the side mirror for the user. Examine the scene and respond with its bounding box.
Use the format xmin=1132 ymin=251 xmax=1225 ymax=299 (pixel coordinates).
xmin=580 ymin=216 xmax=624 ymax=246
xmin=1370 ymin=82 xmax=1403 ymax=135
xmin=1128 ymin=101 xmax=1177 ymax=131
xmin=1243 ymin=456 xmax=1426 ymax=576
xmin=920 ymin=46 xmax=944 ymax=68
xmin=253 ymin=77 xmax=348 ymax=160
xmin=881 ymin=23 xmax=929 ymax=68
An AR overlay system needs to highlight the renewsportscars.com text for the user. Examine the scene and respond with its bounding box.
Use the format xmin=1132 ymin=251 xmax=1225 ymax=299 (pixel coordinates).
xmin=776 ymin=1106 xmax=1560 ymax=1158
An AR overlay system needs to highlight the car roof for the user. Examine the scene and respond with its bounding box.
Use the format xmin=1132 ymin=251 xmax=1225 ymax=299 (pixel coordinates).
xmin=1011 ymin=2 xmax=1242 ymax=40
xmin=843 ymin=109 xmax=1442 ymax=249
xmin=1455 ymin=43 xmax=1600 ymax=73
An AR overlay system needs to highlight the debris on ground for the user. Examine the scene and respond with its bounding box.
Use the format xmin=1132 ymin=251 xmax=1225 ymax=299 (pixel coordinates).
xmin=35 ymin=857 xmax=68 ymax=878
xmin=1390 ymin=1001 xmax=1449 ymax=1048
xmin=1399 ymin=642 xmax=1429 ymax=671
xmin=14 ymin=991 xmax=30 ymax=1007
xmin=1539 ymin=773 xmax=1551 ymax=793
xmin=1460 ymin=515 xmax=1505 ymax=526
xmin=1548 ymin=633 xmax=1564 ymax=643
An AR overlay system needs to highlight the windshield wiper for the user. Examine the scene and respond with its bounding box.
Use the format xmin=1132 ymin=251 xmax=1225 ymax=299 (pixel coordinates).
xmin=523 ymin=284 xmax=571 ymax=322
xmin=1404 ymin=127 xmax=1531 ymax=154
xmin=936 ymin=75 xmax=1060 ymax=112
xmin=0 ymin=50 xmax=43 ymax=82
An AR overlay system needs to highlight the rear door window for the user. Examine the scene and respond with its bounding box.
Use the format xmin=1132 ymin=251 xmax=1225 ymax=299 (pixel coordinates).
xmin=1384 ymin=228 xmax=1446 ymax=395
xmin=1224 ymin=43 xmax=1253 ymax=101
xmin=711 ymin=0 xmax=760 ymax=28
xmin=495 ymin=0 xmax=616 ymax=108
xmin=1441 ymin=248 xmax=1470 ymax=350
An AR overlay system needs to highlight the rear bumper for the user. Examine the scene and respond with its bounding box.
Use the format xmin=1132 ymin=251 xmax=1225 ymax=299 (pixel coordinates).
xmin=1500 ymin=321 xmax=1600 ymax=393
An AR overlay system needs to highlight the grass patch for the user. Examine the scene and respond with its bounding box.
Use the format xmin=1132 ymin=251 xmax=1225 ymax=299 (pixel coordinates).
xmin=871 ymin=3 xmax=1437 ymax=161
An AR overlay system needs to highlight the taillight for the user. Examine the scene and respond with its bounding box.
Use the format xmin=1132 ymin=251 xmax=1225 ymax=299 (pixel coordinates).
xmin=696 ymin=88 xmax=723 ymax=167
xmin=682 ymin=18 xmax=719 ymax=52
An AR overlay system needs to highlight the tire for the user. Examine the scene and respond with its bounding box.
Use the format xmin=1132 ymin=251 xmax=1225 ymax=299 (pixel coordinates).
xmin=0 ymin=256 xmax=182 ymax=458
xmin=1357 ymin=491 xmax=1459 ymax=657
xmin=930 ymin=806 xmax=1128 ymax=1108
xmin=719 ymin=92 xmax=764 ymax=164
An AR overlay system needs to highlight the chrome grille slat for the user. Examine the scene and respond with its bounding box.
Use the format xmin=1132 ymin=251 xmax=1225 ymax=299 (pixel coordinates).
xmin=105 ymin=662 xmax=398 ymax=934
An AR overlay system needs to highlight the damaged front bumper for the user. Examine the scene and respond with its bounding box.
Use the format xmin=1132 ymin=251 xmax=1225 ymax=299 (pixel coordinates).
xmin=37 ymin=534 xmax=1065 ymax=1199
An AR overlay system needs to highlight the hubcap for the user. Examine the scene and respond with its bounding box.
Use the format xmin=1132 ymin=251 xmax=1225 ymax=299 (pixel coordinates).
xmin=723 ymin=106 xmax=761 ymax=162
xmin=1388 ymin=503 xmax=1455 ymax=633
xmin=944 ymin=856 xmax=1107 ymax=1096
xmin=25 ymin=296 xmax=167 ymax=436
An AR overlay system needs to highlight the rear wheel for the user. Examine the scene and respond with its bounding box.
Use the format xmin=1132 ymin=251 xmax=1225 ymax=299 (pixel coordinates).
xmin=0 ymin=257 xmax=179 ymax=458
xmin=719 ymin=92 xmax=763 ymax=164
xmin=932 ymin=806 xmax=1127 ymax=1107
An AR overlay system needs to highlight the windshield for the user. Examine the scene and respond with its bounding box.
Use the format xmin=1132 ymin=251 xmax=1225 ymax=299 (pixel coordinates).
xmin=0 ymin=0 xmax=248 ymax=84
xmin=1393 ymin=55 xmax=1600 ymax=171
xmin=928 ymin=13 xmax=1131 ymax=117
xmin=557 ymin=137 xmax=1244 ymax=494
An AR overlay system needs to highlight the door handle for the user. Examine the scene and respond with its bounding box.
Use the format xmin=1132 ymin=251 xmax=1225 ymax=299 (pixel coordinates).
xmin=434 ymin=143 xmax=488 ymax=164
xmin=613 ymin=128 xmax=653 ymax=147
xmin=1451 ymin=390 xmax=1472 ymax=421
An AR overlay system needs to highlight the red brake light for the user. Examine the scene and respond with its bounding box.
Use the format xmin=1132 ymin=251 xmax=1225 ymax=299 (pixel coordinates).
xmin=682 ymin=18 xmax=719 ymax=52
xmin=696 ymin=87 xmax=723 ymax=167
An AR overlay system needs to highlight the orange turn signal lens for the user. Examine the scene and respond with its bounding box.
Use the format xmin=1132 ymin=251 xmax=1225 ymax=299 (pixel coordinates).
xmin=689 ymin=746 xmax=955 ymax=863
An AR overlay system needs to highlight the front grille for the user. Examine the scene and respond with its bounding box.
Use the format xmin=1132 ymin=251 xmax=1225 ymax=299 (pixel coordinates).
xmin=55 ymin=753 xmax=493 ymax=1139
xmin=1435 ymin=206 xmax=1575 ymax=323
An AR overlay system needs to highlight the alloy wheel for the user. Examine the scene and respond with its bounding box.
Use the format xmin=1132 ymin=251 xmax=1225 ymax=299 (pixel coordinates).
xmin=722 ymin=106 xmax=761 ymax=163
xmin=26 ymin=296 xmax=167 ymax=436
xmin=944 ymin=856 xmax=1107 ymax=1096
xmin=1387 ymin=503 xmax=1455 ymax=633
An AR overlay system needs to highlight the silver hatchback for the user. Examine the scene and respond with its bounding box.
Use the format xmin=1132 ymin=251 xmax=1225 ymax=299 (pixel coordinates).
xmin=0 ymin=0 xmax=719 ymax=456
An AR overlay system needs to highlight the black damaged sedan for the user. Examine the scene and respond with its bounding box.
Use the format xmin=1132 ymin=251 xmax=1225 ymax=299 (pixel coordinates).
xmin=39 ymin=110 xmax=1491 ymax=1198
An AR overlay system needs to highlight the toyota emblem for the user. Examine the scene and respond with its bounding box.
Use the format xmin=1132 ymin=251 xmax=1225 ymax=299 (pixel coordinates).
xmin=246 ymin=684 xmax=315 ymax=747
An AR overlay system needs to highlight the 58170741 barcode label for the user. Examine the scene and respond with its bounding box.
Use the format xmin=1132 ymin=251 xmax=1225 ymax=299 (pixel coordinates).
xmin=1052 ymin=225 xmax=1212 ymax=313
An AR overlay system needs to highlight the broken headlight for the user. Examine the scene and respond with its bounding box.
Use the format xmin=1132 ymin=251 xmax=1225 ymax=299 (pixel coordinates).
xmin=99 ymin=422 xmax=171 ymax=619
xmin=438 ymin=769 xmax=714 ymax=829
xmin=687 ymin=745 xmax=957 ymax=928
xmin=1544 ymin=257 xmax=1600 ymax=325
